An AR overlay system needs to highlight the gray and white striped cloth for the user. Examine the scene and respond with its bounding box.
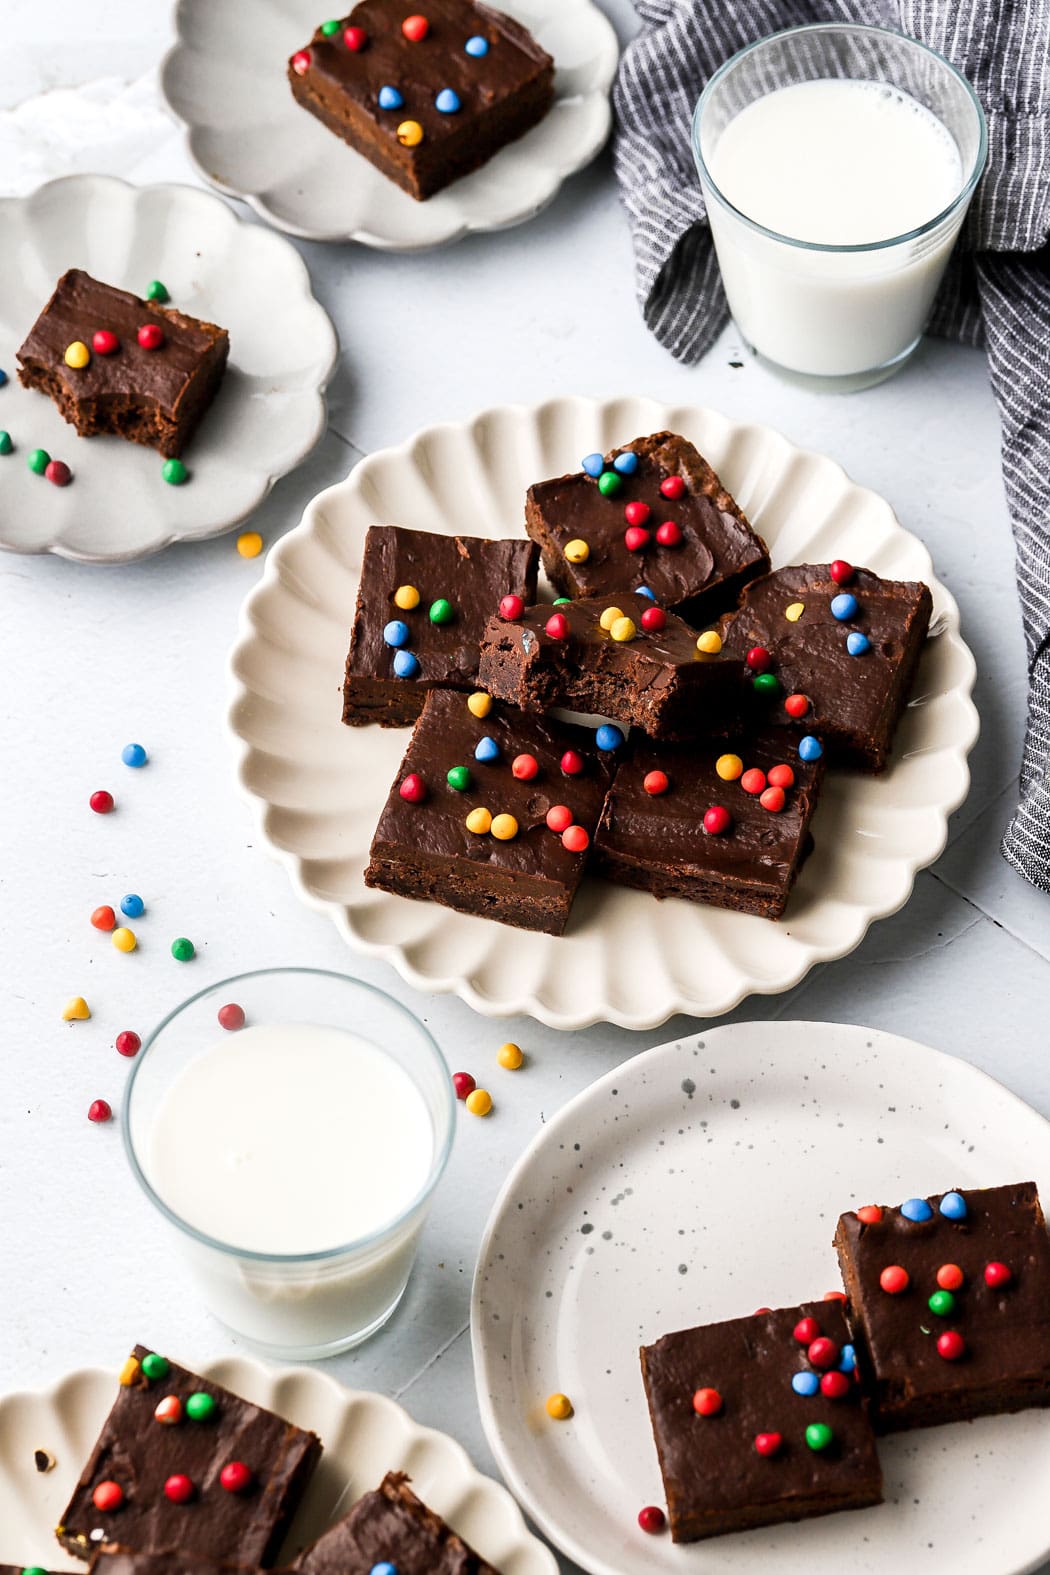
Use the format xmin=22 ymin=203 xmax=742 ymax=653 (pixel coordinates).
xmin=613 ymin=0 xmax=1050 ymax=892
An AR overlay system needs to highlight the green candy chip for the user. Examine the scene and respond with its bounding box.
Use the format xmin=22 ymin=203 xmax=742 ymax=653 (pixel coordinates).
xmin=805 ymin=1422 xmax=833 ymax=1452
xmin=141 ymin=1352 xmax=170 ymax=1381
xmin=596 ymin=471 xmax=622 ymax=497
xmin=320 ymin=17 xmax=341 ymax=32
xmin=447 ymin=766 xmax=471 ymax=792
xmin=162 ymin=458 xmax=188 ymax=486
xmin=0 ymin=431 xmax=12 ymax=456
xmin=753 ymin=672 xmax=781 ymax=697
xmin=171 ymin=936 xmax=196 ymax=962
xmin=145 ymin=280 xmax=170 ymax=304
xmin=428 ymin=598 xmax=454 ymax=625
xmin=928 ymin=1290 xmax=955 ymax=1317
xmin=27 ymin=448 xmax=49 ymax=475
xmin=186 ymin=1390 xmax=217 ymax=1422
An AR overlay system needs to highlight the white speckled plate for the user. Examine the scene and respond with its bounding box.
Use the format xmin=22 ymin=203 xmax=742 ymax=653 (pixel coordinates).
xmin=161 ymin=0 xmax=618 ymax=250
xmin=472 ymin=1021 xmax=1050 ymax=1575
xmin=228 ymin=394 xmax=978 ymax=1030
xmin=0 ymin=175 xmax=338 ymax=562
xmin=0 ymin=1354 xmax=556 ymax=1571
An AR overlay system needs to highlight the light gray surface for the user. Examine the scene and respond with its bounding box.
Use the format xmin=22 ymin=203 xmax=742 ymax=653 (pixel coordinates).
xmin=2 ymin=3 xmax=1049 ymax=1571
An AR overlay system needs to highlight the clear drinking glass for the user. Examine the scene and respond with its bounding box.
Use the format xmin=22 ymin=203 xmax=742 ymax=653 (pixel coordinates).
xmin=124 ymin=967 xmax=455 ymax=1360
xmin=692 ymin=24 xmax=987 ymax=390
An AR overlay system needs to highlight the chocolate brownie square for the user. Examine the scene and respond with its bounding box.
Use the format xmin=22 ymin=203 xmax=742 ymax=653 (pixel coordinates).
xmin=288 ymin=0 xmax=554 ymax=201
xmin=55 ymin=1345 xmax=321 ymax=1564
xmin=343 ymin=526 xmax=538 ymax=727
xmin=17 ymin=270 xmax=228 ymax=458
xmin=592 ymin=727 xmax=824 ymax=919
xmin=524 ymin=432 xmax=769 ymax=626
xmin=293 ymin=1471 xmax=500 ymax=1573
xmin=640 ymin=1300 xmax=882 ymax=1542
xmin=477 ymin=591 xmax=745 ymax=739
xmin=718 ymin=563 xmax=933 ymax=772
xmin=364 ymin=687 xmax=618 ymax=934
xmin=834 ymin=1182 xmax=1050 ymax=1432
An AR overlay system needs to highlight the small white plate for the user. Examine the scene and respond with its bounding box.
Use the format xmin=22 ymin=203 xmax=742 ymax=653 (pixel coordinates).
xmin=161 ymin=0 xmax=618 ymax=250
xmin=0 ymin=175 xmax=338 ymax=562
xmin=228 ymin=394 xmax=978 ymax=1030
xmin=0 ymin=1354 xmax=556 ymax=1571
xmin=472 ymin=1020 xmax=1050 ymax=1575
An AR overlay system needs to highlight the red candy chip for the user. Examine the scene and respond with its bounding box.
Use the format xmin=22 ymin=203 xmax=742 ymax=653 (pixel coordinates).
xmin=984 ymin=1261 xmax=1013 ymax=1288
xmin=830 ymin=559 xmax=855 ymax=585
xmin=512 ymin=753 xmax=539 ymax=781
xmin=754 ymin=1431 xmax=782 ymax=1457
xmin=624 ymin=501 xmax=650 ymax=527
xmin=937 ymin=1330 xmax=966 ymax=1361
xmin=217 ymin=1002 xmax=245 ymax=1032
xmin=92 ymin=329 xmax=119 ymax=355
xmin=753 ymin=1306 xmax=773 ymax=1316
xmin=793 ymin=1316 xmax=819 ymax=1345
xmin=91 ymin=904 xmax=116 ymax=931
xmin=291 ymin=47 xmax=311 ymax=73
xmin=857 ymin=1204 xmax=883 ymax=1224
xmin=760 ymin=786 xmax=786 ymax=813
xmin=692 ymin=1387 xmax=722 ymax=1417
xmin=545 ymin=612 xmax=570 ymax=640
xmin=624 ymin=526 xmax=650 ymax=553
xmin=745 ymin=645 xmax=771 ymax=673
xmin=92 ymin=1479 xmax=124 ymax=1511
xmin=807 ymin=1336 xmax=840 ymax=1369
xmin=820 ymin=1370 xmax=851 ymax=1400
xmin=562 ymin=824 xmax=589 ymax=853
xmin=399 ymin=772 xmax=426 ymax=804
xmin=560 ymin=750 xmax=584 ymax=776
xmin=343 ymin=24 xmax=367 ymax=48
xmin=499 ymin=594 xmax=524 ymax=621
xmin=643 ymin=770 xmax=669 ymax=796
xmin=640 ymin=606 xmax=666 ymax=633
xmin=638 ymin=1505 xmax=666 ymax=1534
xmin=546 ymin=804 xmax=573 ymax=833
xmin=655 ymin=520 xmax=682 ymax=547
xmin=45 ymin=459 xmax=72 ymax=487
xmin=823 ymin=1289 xmax=847 ymax=1303
xmin=164 ymin=1473 xmax=195 ymax=1504
xmin=660 ymin=475 xmax=685 ymax=500
xmin=703 ymin=805 xmax=731 ymax=836
xmin=767 ymin=764 xmax=795 ymax=789
xmin=880 ymin=1264 xmax=909 ymax=1294
xmin=937 ymin=1263 xmax=964 ymax=1290
xmin=115 ymin=1030 xmax=141 ymax=1058
xmin=89 ymin=1099 xmax=112 ymax=1124
xmin=220 ymin=1461 xmax=253 ymax=1494
xmin=137 ymin=323 xmax=165 ymax=351
xmin=452 ymin=1071 xmax=475 ymax=1100
xmin=90 ymin=789 xmax=114 ymax=814
xmin=402 ymin=13 xmax=429 ymax=38
xmin=740 ymin=768 xmax=766 ymax=796
xmin=784 ymin=693 xmax=810 ymax=719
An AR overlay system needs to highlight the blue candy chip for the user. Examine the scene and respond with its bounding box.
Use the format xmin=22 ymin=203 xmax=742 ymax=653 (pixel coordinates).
xmin=900 ymin=1197 xmax=934 ymax=1222
xmin=0 ymin=369 xmax=7 ymax=387
xmin=798 ymin=735 xmax=823 ymax=762
xmin=370 ymin=1564 xmax=398 ymax=1575
xmin=791 ymin=1371 xmax=820 ymax=1396
xmin=474 ymin=735 xmax=500 ymax=763
xmin=830 ymin=592 xmax=858 ymax=621
xmin=595 ymin=723 xmax=625 ymax=752
xmin=435 ymin=87 xmax=461 ymax=113
xmin=383 ymin=619 xmax=411 ymax=648
xmin=120 ymin=894 xmax=145 ymax=919
xmin=377 ymin=84 xmax=403 ymax=109
xmin=635 ymin=586 xmax=656 ymax=602
xmin=839 ymin=1343 xmax=856 ymax=1373
xmin=464 ymin=33 xmax=489 ymax=55
xmin=846 ymin=631 xmax=871 ymax=656
xmin=121 ymin=742 xmax=148 ymax=768
xmin=581 ymin=452 xmax=604 ymax=477
xmin=613 ymin=451 xmax=639 ymax=475
xmin=392 ymin=650 xmax=420 ymax=679
xmin=939 ymin=1190 xmax=968 ymax=1220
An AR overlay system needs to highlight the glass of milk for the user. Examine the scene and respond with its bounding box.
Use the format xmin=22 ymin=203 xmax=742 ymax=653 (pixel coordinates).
xmin=123 ymin=968 xmax=455 ymax=1359
xmin=693 ymin=24 xmax=987 ymax=390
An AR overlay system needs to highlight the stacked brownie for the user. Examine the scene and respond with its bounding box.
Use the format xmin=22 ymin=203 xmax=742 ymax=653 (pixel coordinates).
xmin=346 ymin=431 xmax=933 ymax=933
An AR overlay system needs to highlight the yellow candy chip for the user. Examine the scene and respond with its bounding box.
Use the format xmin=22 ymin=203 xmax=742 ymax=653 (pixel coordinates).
xmin=467 ymin=691 xmax=492 ymax=719
xmin=696 ymin=630 xmax=723 ymax=655
xmin=119 ymin=1356 xmax=141 ymax=1387
xmin=546 ymin=1392 xmax=574 ymax=1420
xmin=394 ymin=584 xmax=420 ymax=610
xmin=599 ymin=605 xmax=625 ymax=631
xmin=465 ymin=807 xmax=493 ymax=835
xmin=112 ymin=927 xmax=137 ymax=953
xmin=785 ymin=601 xmax=805 ymax=622
xmin=62 ymin=996 xmax=91 ymax=1021
xmin=716 ymin=753 xmax=744 ymax=782
xmin=237 ymin=531 xmax=263 ymax=558
xmin=64 ymin=340 xmax=90 ymax=369
xmin=465 ymin=1088 xmax=493 ymax=1117
xmin=564 ymin=538 xmax=590 ymax=564
xmin=491 ymin=813 xmax=519 ymax=841
xmin=498 ymin=1041 xmax=524 ymax=1070
xmin=397 ymin=119 xmax=424 ymax=147
xmin=610 ymin=616 xmax=636 ymax=643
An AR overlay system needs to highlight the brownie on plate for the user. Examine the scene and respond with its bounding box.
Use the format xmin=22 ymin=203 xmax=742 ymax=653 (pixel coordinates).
xmin=343 ymin=525 xmax=538 ymax=727
xmin=640 ymin=1299 xmax=882 ymax=1542
xmin=592 ymin=726 xmax=824 ymax=920
xmin=293 ymin=1471 xmax=500 ymax=1573
xmin=834 ymin=1181 xmax=1050 ymax=1432
xmin=718 ymin=563 xmax=933 ymax=772
xmin=477 ymin=590 xmax=745 ymax=739
xmin=288 ymin=0 xmax=554 ymax=201
xmin=524 ymin=432 xmax=769 ymax=627
xmin=364 ymin=687 xmax=618 ymax=934
xmin=17 ymin=270 xmax=228 ymax=458
xmin=55 ymin=1345 xmax=321 ymax=1564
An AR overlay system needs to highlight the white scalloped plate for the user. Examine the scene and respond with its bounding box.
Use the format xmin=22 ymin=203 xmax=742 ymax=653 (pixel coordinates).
xmin=161 ymin=0 xmax=618 ymax=249
xmin=0 ymin=176 xmax=337 ymax=562
xmin=472 ymin=1021 xmax=1050 ymax=1575
xmin=0 ymin=1355 xmax=557 ymax=1571
xmin=228 ymin=395 xmax=978 ymax=1030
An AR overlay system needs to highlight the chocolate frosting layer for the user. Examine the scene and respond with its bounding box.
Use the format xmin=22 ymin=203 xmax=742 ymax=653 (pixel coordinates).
xmin=91 ymin=1557 xmax=253 ymax=1575
xmin=294 ymin=1471 xmax=499 ymax=1573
